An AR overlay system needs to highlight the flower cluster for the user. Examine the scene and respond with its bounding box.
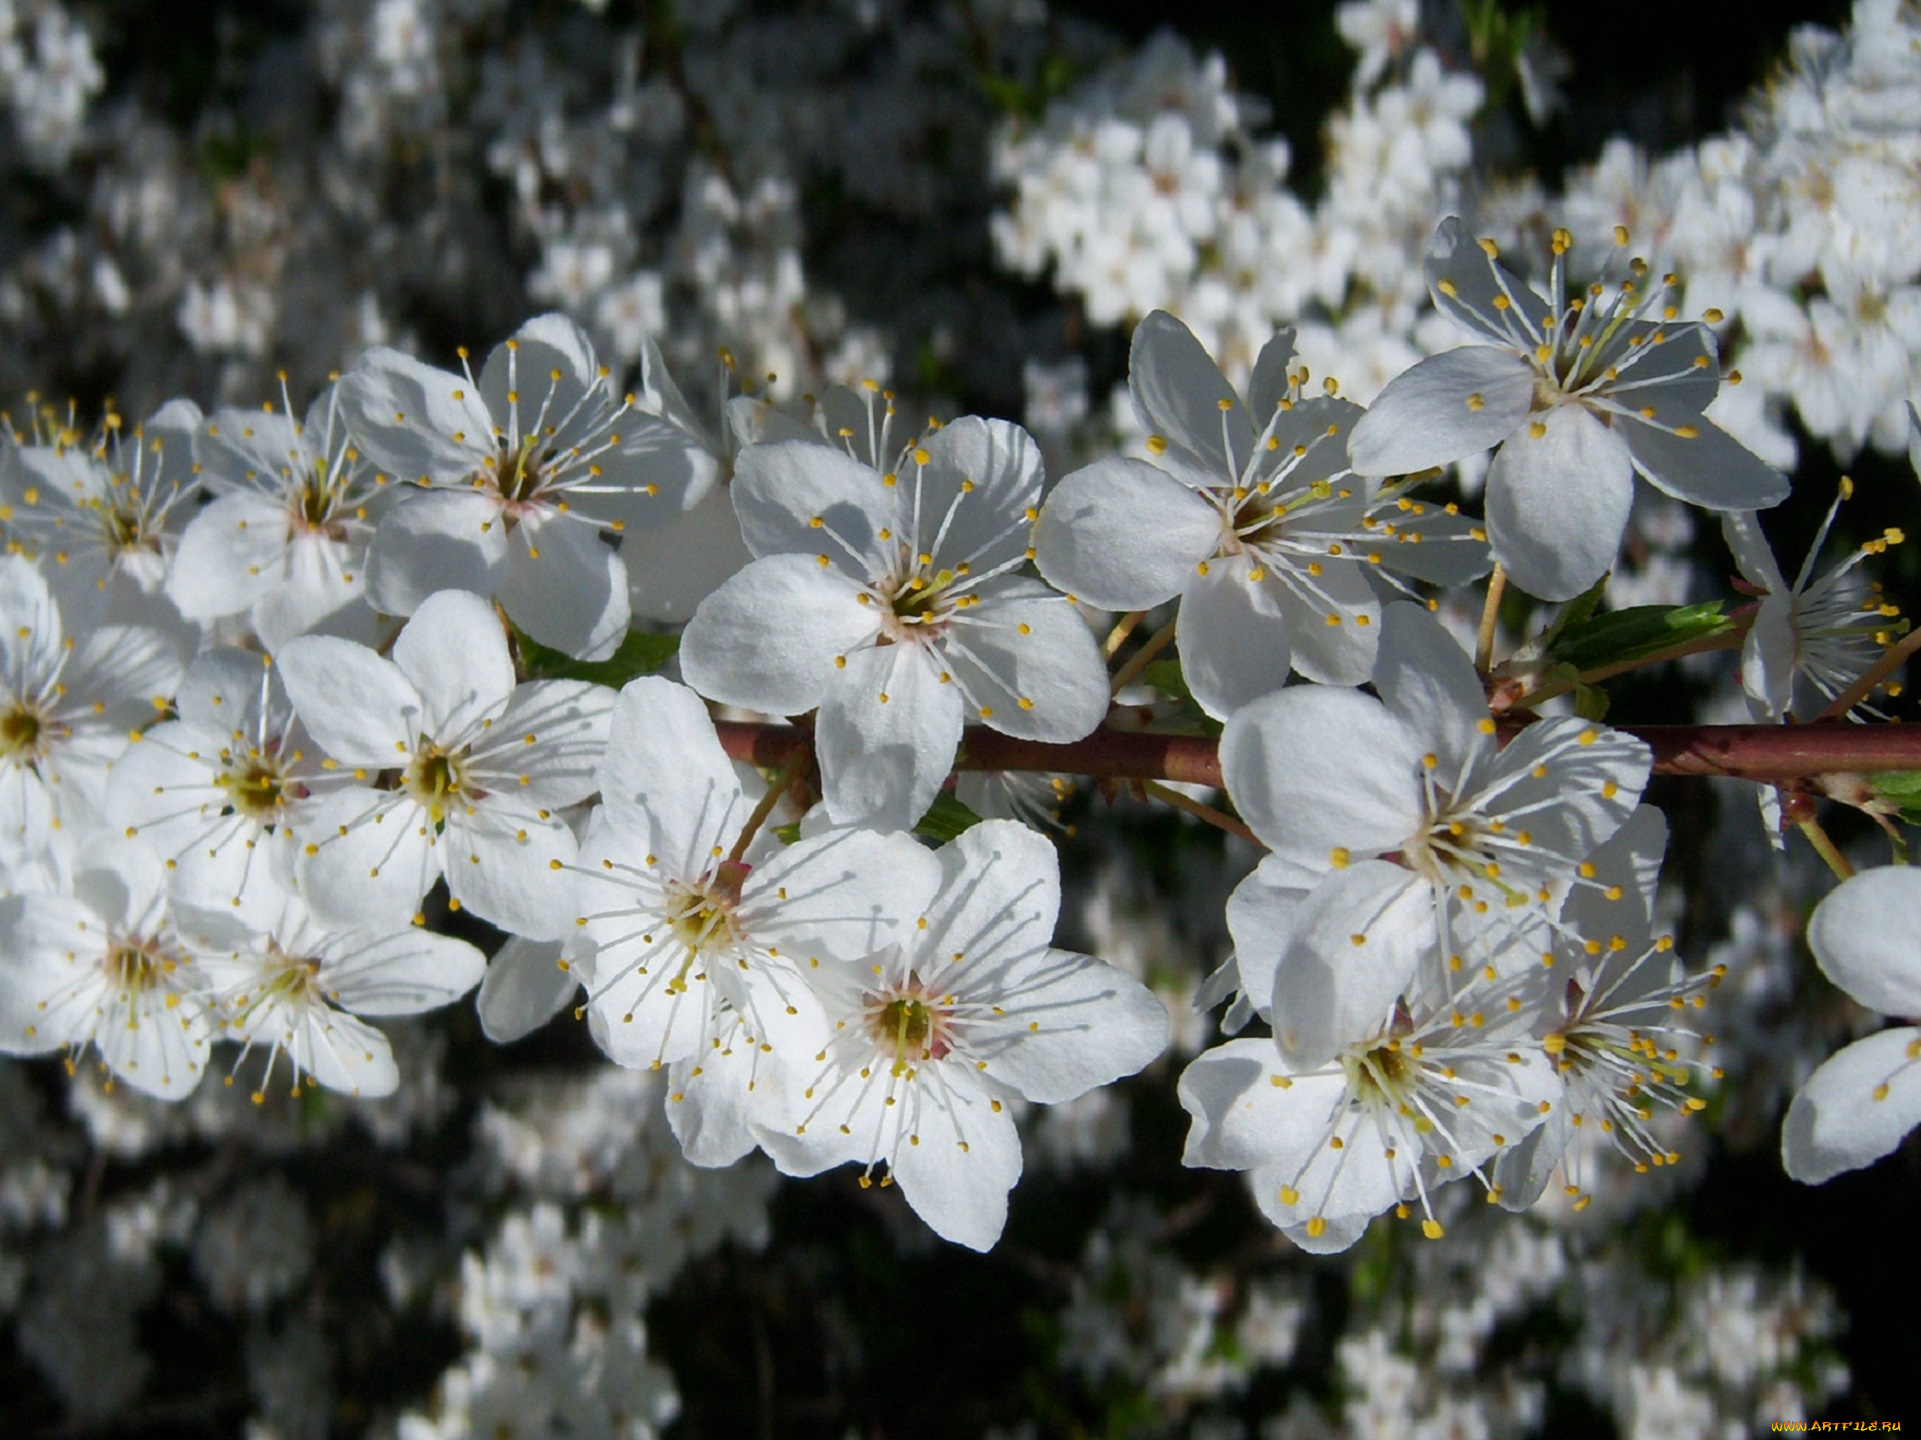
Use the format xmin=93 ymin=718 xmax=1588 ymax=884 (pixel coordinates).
xmin=0 ymin=313 xmax=1180 ymax=1250
xmin=3 ymin=0 xmax=1920 ymax=1429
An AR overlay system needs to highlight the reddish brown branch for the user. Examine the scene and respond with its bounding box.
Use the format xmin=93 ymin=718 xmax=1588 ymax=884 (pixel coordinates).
xmin=715 ymin=719 xmax=1921 ymax=787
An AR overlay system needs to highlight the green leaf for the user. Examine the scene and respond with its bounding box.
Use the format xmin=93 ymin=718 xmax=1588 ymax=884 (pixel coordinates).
xmin=915 ymin=791 xmax=983 ymax=843
xmin=1869 ymin=771 xmax=1921 ymax=826
xmin=1141 ymin=658 xmax=1192 ymax=702
xmin=1547 ymin=600 xmax=1731 ymax=676
xmin=515 ymin=628 xmax=679 ymax=688
xmin=1548 ymin=574 xmax=1609 ymax=642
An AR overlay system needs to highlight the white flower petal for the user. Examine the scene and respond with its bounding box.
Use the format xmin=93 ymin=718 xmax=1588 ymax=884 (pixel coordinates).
xmin=67 ymin=624 xmax=187 ymax=727
xmin=280 ymin=1006 xmax=399 ymax=1098
xmin=580 ymin=944 xmax=713 ymax=1071
xmin=443 ymin=804 xmax=579 ymax=940
xmin=1482 ymin=716 xmax=1649 ymax=869
xmin=1180 ymin=563 xmax=1295 ymax=720
xmin=1370 ymin=504 xmax=1494 ymax=587
xmin=0 ymin=555 xmax=59 ymax=682
xmin=469 ymin=679 xmax=613 ymax=809
xmin=1246 ymin=326 xmax=1300 ymax=419
xmin=1722 ymin=513 xmax=1798 ymax=721
xmin=479 ymin=314 xmax=602 ymax=434
xmin=276 ymin=638 xmax=419 ymax=765
xmin=1347 ymin=347 xmax=1537 ymax=476
xmin=1556 ymin=804 xmax=1666 ymax=944
xmin=888 ymin=1090 xmax=1023 ymax=1252
xmin=365 ymin=489 xmax=512 ymax=617
xmin=1270 ymin=860 xmax=1432 ymax=1071
xmin=391 ymin=589 xmax=516 ymax=741
xmin=253 ymin=534 xmax=370 ymax=650
xmin=1781 ymin=1027 xmax=1921 ymax=1184
xmin=1489 ymin=1106 xmax=1570 ymax=1212
xmin=623 ymin=482 xmax=754 ymax=626
xmin=1484 ymin=405 xmax=1634 ymax=601
xmin=918 ymin=416 xmax=1045 ymax=575
xmin=731 ymin=441 xmax=893 ymax=571
xmin=680 ymin=555 xmax=879 ymax=716
xmin=667 ymin=1033 xmax=775 ymax=1167
xmin=1178 ymin=1038 xmax=1342 ymax=1172
xmin=597 ymin=677 xmax=747 ymax=871
xmin=1265 ymin=558 xmax=1379 ymax=689
xmin=1223 ymin=853 xmax=1320 ymax=1024
xmin=1617 ymin=412 xmax=1791 ymax=512
xmin=498 ymin=515 xmax=630 ymax=662
xmin=166 ymin=491 xmax=288 ymax=620
xmin=590 ymin=412 xmax=722 ymax=530
xmin=195 ymin=408 xmax=306 ymax=496
xmin=335 ymin=348 xmax=495 ymax=485
xmin=921 ymin=819 xmax=1061 ymax=964
xmin=0 ymin=896 xmax=96 ymax=1053
xmin=1128 ymin=310 xmax=1250 ymax=485
xmin=323 ymin=927 xmax=487 ymax=1015
xmin=942 ymin=581 xmax=1107 ymax=742
xmin=1423 ymin=217 xmax=1550 ymax=347
xmin=295 ymin=789 xmax=440 ymax=928
xmin=1721 ymin=509 xmax=1789 ymax=593
xmin=1807 ymin=868 xmax=1921 ymax=1016
xmin=961 ymin=944 xmax=1167 ymax=1104
xmin=1373 ymin=601 xmax=1489 ymax=776
xmin=1221 ymin=687 xmax=1423 ymax=864
xmin=816 ymin=644 xmax=962 ymax=830
xmin=1602 ymin=322 xmax=1721 ymax=414
xmin=741 ymin=827 xmax=941 ymax=965
xmin=1032 ymin=457 xmax=1220 ymax=611
xmin=476 ymin=937 xmax=578 ymax=1044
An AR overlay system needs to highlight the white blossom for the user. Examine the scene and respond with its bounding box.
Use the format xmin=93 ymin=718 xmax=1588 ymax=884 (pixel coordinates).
xmin=761 ymin=821 xmax=1168 ymax=1250
xmin=277 ymin=588 xmax=613 ymax=938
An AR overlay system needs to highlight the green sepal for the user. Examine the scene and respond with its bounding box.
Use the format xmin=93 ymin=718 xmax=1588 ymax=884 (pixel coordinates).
xmin=771 ymin=821 xmax=805 ymax=846
xmin=1572 ymin=680 xmax=1611 ymax=721
xmin=915 ymin=791 xmax=983 ymax=843
xmin=515 ymin=627 xmax=680 ymax=688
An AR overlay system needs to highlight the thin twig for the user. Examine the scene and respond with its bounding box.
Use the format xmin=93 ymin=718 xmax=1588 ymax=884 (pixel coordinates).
xmin=1816 ymin=625 xmax=1921 ymax=721
xmin=1476 ymin=563 xmax=1507 ymax=673
xmin=1143 ymin=780 xmax=1261 ymax=846
xmin=1796 ymin=816 xmax=1857 ymax=881
xmin=1102 ymin=609 xmax=1147 ymax=660
xmin=713 ymin=718 xmax=1921 ymax=786
xmin=1109 ymin=618 xmax=1180 ymax=695
xmin=728 ymin=744 xmax=812 ymax=863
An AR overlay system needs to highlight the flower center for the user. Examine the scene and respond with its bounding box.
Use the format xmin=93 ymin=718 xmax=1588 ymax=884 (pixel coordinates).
xmin=216 ymin=757 xmax=289 ymax=824
xmin=293 ymin=459 xmax=353 ymax=535
xmin=863 ymin=982 xmax=952 ymax=1071
xmin=1343 ymin=1038 xmax=1420 ymax=1109
xmin=1404 ymin=806 xmax=1495 ymax=884
xmin=1 ymin=704 xmax=47 ymax=762
xmin=106 ymin=940 xmax=173 ymax=994
xmin=662 ymin=868 xmax=746 ymax=961
xmin=259 ymin=947 xmax=323 ymax=1007
xmin=402 ymin=743 xmax=469 ymax=823
xmin=484 ymin=436 xmax=550 ymax=508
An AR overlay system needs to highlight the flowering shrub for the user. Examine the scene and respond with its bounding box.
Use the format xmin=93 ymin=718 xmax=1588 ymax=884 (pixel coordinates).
xmin=1 ymin=1 xmax=1914 ymax=1435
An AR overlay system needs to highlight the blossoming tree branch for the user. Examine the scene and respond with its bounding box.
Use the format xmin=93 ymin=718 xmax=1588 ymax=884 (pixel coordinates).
xmin=3 ymin=214 xmax=1918 ymax=1257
